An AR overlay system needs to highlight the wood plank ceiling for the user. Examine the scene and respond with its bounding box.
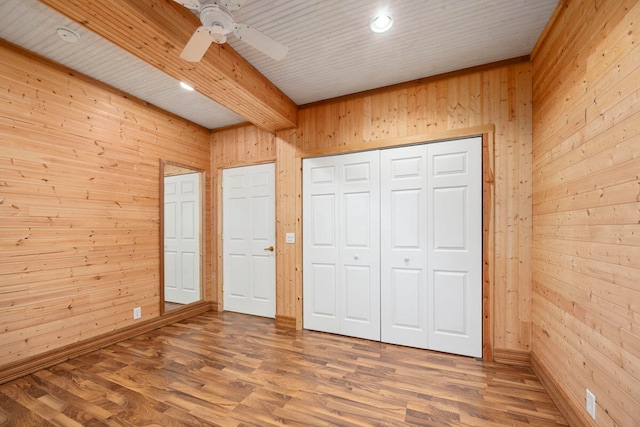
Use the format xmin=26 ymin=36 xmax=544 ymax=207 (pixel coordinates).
xmin=38 ymin=0 xmax=297 ymax=132
xmin=0 ymin=0 xmax=559 ymax=131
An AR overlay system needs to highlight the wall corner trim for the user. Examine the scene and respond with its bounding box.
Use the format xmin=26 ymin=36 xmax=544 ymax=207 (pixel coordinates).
xmin=275 ymin=315 xmax=296 ymax=329
xmin=492 ymin=347 xmax=531 ymax=367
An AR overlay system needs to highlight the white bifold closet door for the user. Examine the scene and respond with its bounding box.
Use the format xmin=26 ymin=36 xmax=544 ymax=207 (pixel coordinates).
xmin=303 ymin=136 xmax=481 ymax=358
xmin=302 ymin=151 xmax=381 ymax=341
xmin=380 ymin=138 xmax=482 ymax=358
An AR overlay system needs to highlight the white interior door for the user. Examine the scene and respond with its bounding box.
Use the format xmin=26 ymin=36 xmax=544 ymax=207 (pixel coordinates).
xmin=303 ymin=151 xmax=380 ymax=341
xmin=426 ymin=137 xmax=482 ymax=357
xmin=223 ymin=163 xmax=276 ymax=318
xmin=164 ymin=172 xmax=201 ymax=304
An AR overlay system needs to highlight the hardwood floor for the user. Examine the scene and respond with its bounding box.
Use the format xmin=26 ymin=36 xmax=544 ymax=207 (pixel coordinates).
xmin=0 ymin=311 xmax=567 ymax=426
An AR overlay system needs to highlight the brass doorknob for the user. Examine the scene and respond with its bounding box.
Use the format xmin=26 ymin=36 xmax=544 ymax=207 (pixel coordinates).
xmin=264 ymin=245 xmax=274 ymax=252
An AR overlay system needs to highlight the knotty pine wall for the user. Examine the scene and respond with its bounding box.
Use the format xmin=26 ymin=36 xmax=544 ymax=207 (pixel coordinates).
xmin=531 ymin=0 xmax=640 ymax=425
xmin=212 ymin=59 xmax=534 ymax=357
xmin=0 ymin=41 xmax=212 ymax=368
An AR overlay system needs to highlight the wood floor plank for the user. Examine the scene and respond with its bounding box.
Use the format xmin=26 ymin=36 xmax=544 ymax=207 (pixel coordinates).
xmin=0 ymin=311 xmax=568 ymax=426
xmin=0 ymin=389 xmax=55 ymax=427
xmin=32 ymin=376 xmax=116 ymax=420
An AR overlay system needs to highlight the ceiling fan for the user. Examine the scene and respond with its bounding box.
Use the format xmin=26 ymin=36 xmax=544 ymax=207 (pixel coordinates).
xmin=172 ymin=0 xmax=288 ymax=62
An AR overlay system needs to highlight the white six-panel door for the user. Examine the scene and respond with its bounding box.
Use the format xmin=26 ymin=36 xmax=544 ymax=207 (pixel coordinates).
xmin=303 ymin=137 xmax=482 ymax=357
xmin=380 ymin=145 xmax=429 ymax=348
xmin=426 ymin=137 xmax=482 ymax=357
xmin=223 ymin=163 xmax=276 ymax=318
xmin=303 ymin=151 xmax=380 ymax=341
xmin=164 ymin=172 xmax=201 ymax=304
xmin=380 ymin=137 xmax=482 ymax=357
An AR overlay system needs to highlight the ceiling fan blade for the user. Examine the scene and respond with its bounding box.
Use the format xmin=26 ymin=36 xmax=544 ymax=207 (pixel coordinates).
xmin=172 ymin=0 xmax=201 ymax=12
xmin=234 ymin=24 xmax=288 ymax=61
xmin=180 ymin=26 xmax=213 ymax=62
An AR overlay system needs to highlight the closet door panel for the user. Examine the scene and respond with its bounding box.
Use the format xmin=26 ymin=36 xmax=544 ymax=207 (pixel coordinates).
xmin=339 ymin=152 xmax=380 ymax=340
xmin=380 ymin=145 xmax=429 ymax=347
xmin=303 ymin=151 xmax=380 ymax=340
xmin=427 ymin=136 xmax=483 ymax=358
xmin=303 ymin=159 xmax=341 ymax=333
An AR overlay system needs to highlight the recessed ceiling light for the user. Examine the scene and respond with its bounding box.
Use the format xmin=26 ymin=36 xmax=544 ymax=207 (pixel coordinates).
xmin=180 ymin=81 xmax=195 ymax=91
xmin=369 ymin=13 xmax=393 ymax=33
xmin=56 ymin=27 xmax=80 ymax=43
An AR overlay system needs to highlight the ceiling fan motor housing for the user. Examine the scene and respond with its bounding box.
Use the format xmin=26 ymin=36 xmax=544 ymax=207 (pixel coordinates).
xmin=175 ymin=0 xmax=286 ymax=61
xmin=199 ymin=4 xmax=235 ymax=42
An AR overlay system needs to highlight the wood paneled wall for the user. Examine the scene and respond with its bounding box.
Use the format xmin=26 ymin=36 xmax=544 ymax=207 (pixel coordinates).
xmin=531 ymin=0 xmax=640 ymax=425
xmin=0 ymin=41 xmax=212 ymax=368
xmin=212 ymin=59 xmax=534 ymax=356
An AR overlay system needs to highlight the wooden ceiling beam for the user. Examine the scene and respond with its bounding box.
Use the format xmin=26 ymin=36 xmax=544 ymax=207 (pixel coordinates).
xmin=39 ymin=0 xmax=297 ymax=132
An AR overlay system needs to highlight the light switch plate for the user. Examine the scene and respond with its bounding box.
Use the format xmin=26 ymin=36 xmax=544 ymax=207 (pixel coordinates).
xmin=285 ymin=232 xmax=295 ymax=243
xmin=586 ymin=389 xmax=596 ymax=420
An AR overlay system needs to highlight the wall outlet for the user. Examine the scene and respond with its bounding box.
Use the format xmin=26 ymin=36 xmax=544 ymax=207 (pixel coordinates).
xmin=133 ymin=307 xmax=142 ymax=320
xmin=586 ymin=388 xmax=596 ymax=420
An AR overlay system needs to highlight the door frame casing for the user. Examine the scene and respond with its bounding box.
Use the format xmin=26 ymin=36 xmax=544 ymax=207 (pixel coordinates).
xmin=219 ymin=161 xmax=277 ymax=317
xmin=296 ymin=128 xmax=495 ymax=361
xmin=215 ymin=159 xmax=280 ymax=314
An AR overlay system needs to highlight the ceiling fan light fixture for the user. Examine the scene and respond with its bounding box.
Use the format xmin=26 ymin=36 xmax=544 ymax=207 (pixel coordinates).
xmin=369 ymin=13 xmax=393 ymax=33
xmin=209 ymin=25 xmax=227 ymax=44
